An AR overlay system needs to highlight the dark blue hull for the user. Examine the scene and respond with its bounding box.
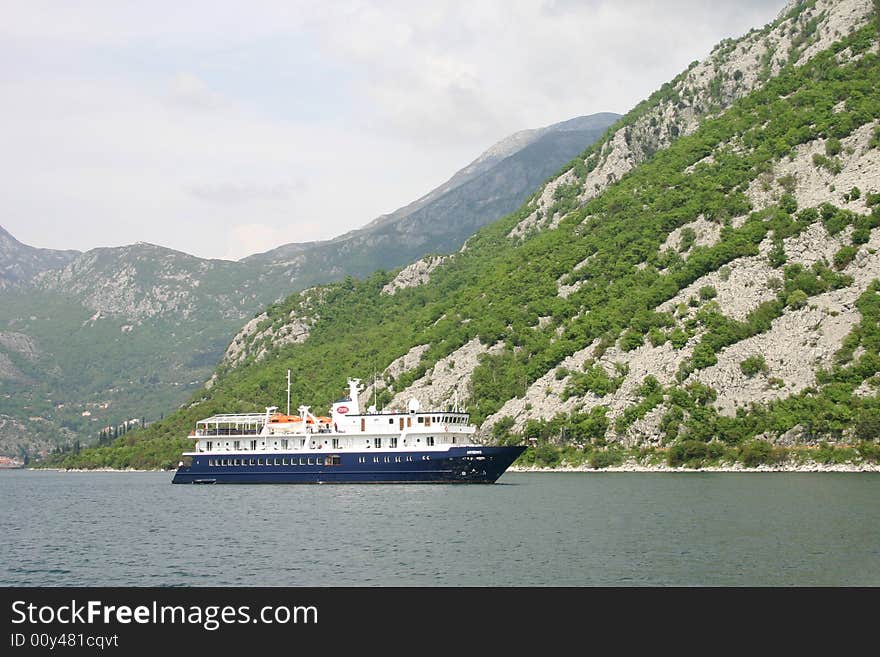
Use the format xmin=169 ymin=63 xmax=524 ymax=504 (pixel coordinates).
xmin=171 ymin=445 xmax=526 ymax=484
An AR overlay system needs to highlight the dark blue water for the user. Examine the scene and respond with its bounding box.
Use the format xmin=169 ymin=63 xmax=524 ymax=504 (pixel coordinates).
xmin=2 ymin=470 xmax=878 ymax=586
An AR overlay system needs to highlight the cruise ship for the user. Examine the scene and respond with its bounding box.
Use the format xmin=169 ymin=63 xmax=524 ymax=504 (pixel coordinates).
xmin=172 ymin=377 xmax=526 ymax=484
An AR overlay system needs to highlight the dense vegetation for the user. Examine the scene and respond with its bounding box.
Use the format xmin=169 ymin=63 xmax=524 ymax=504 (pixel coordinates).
xmin=43 ymin=11 xmax=880 ymax=470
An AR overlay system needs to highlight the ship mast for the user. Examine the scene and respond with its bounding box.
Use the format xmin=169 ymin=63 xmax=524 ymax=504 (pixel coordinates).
xmin=286 ymin=369 xmax=291 ymax=417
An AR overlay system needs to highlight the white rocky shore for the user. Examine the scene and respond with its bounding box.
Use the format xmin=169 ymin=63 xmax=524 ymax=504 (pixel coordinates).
xmin=511 ymin=459 xmax=880 ymax=473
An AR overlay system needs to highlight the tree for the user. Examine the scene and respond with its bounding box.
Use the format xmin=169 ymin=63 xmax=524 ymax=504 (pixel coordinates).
xmin=855 ymin=409 xmax=880 ymax=441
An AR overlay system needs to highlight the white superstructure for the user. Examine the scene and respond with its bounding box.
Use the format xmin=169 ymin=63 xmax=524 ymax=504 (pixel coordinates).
xmin=188 ymin=377 xmax=476 ymax=456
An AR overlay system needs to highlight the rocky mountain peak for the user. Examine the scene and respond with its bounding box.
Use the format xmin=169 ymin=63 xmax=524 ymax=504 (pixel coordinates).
xmin=0 ymin=225 xmax=80 ymax=289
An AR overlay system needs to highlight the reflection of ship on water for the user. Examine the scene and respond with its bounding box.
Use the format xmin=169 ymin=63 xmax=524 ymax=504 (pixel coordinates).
xmin=0 ymin=456 xmax=24 ymax=469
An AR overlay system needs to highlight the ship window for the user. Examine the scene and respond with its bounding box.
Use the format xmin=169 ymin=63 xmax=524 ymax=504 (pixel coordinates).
xmin=208 ymin=459 xmax=213 ymax=467
xmin=395 ymin=457 xmax=401 ymax=463
xmin=452 ymin=437 xmax=456 ymax=444
xmin=374 ymin=438 xmax=382 ymax=449
xmin=426 ymin=436 xmax=435 ymax=446
xmin=308 ymin=458 xmax=314 ymax=465
xmin=332 ymin=438 xmax=339 ymax=449
xmin=233 ymin=459 xmax=239 ymax=466
xmin=206 ymin=441 xmax=213 ymax=451
xmin=417 ymin=416 xmax=424 ymax=423
xmin=373 ymin=457 xmax=379 ymax=463
xmin=389 ymin=437 xmax=397 ymax=448
xmin=299 ymin=458 xmax=306 ymax=465
xmin=389 ymin=418 xmax=394 ymax=424
xmin=281 ymin=439 xmax=288 ymax=449
xmin=282 ymin=458 xmax=288 ymax=465
xmin=274 ymin=458 xmax=281 ymax=466
xmin=316 ymin=457 xmax=323 ymax=465
xmin=384 ymin=457 xmax=390 ymax=463
xmin=257 ymin=458 xmax=263 ymax=466
xmin=250 ymin=440 xmax=257 ymax=451
xmin=328 ymin=455 xmax=341 ymax=465
xmin=249 ymin=458 xmax=255 ymax=466
xmin=233 ymin=440 xmax=240 ymax=449
xmin=358 ymin=457 xmax=365 ymax=463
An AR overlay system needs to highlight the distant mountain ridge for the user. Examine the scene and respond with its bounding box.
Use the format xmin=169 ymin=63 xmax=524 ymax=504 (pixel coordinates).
xmin=243 ymin=112 xmax=620 ymax=281
xmin=0 ymin=112 xmax=617 ymax=456
xmin=353 ymin=112 xmax=622 ymax=234
xmin=0 ymin=226 xmax=79 ymax=289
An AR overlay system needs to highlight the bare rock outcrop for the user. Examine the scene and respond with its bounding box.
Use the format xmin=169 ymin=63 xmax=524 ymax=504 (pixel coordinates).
xmin=386 ymin=338 xmax=503 ymax=412
xmin=0 ymin=332 xmax=39 ymax=360
xmin=695 ymin=287 xmax=862 ymax=414
xmin=358 ymin=344 xmax=430 ymax=407
xmin=746 ymin=121 xmax=880 ymax=214
xmin=381 ymin=256 xmax=448 ymax=295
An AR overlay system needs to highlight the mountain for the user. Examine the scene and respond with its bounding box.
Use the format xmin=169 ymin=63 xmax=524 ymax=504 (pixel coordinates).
xmin=352 ymin=112 xmax=622 ymax=234
xmin=0 ymin=112 xmax=616 ymax=456
xmin=0 ymin=244 xmax=274 ymax=458
xmin=243 ymin=112 xmax=620 ymax=287
xmin=52 ymin=0 xmax=880 ymax=471
xmin=0 ymin=226 xmax=79 ymax=289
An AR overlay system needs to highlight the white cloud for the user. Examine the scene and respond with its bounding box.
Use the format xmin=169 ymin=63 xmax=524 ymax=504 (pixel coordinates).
xmin=166 ymin=73 xmax=224 ymax=110
xmin=0 ymin=0 xmax=785 ymax=261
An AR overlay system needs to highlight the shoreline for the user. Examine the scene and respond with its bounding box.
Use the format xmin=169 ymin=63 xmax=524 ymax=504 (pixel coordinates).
xmin=28 ymin=467 xmax=170 ymax=473
xmin=510 ymin=460 xmax=880 ymax=473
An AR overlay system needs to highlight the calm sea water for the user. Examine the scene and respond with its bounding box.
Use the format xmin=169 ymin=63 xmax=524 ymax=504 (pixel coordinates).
xmin=1 ymin=470 xmax=878 ymax=586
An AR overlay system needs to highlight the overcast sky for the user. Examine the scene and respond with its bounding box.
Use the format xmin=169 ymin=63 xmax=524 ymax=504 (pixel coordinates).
xmin=1 ymin=0 xmax=784 ymax=261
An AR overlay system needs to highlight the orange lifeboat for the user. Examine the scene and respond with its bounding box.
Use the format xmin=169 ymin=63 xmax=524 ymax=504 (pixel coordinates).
xmin=269 ymin=414 xmax=302 ymax=423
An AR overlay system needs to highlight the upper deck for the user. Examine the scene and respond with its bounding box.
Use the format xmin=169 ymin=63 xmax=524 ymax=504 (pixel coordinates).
xmin=193 ymin=410 xmax=471 ymax=437
xmin=187 ymin=376 xmax=476 ymax=455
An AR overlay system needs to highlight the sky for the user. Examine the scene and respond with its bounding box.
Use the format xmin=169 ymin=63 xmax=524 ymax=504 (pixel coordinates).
xmin=1 ymin=0 xmax=784 ymax=261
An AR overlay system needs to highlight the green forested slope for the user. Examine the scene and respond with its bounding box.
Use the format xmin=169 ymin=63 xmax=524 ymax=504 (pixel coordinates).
xmin=47 ymin=11 xmax=880 ymax=469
